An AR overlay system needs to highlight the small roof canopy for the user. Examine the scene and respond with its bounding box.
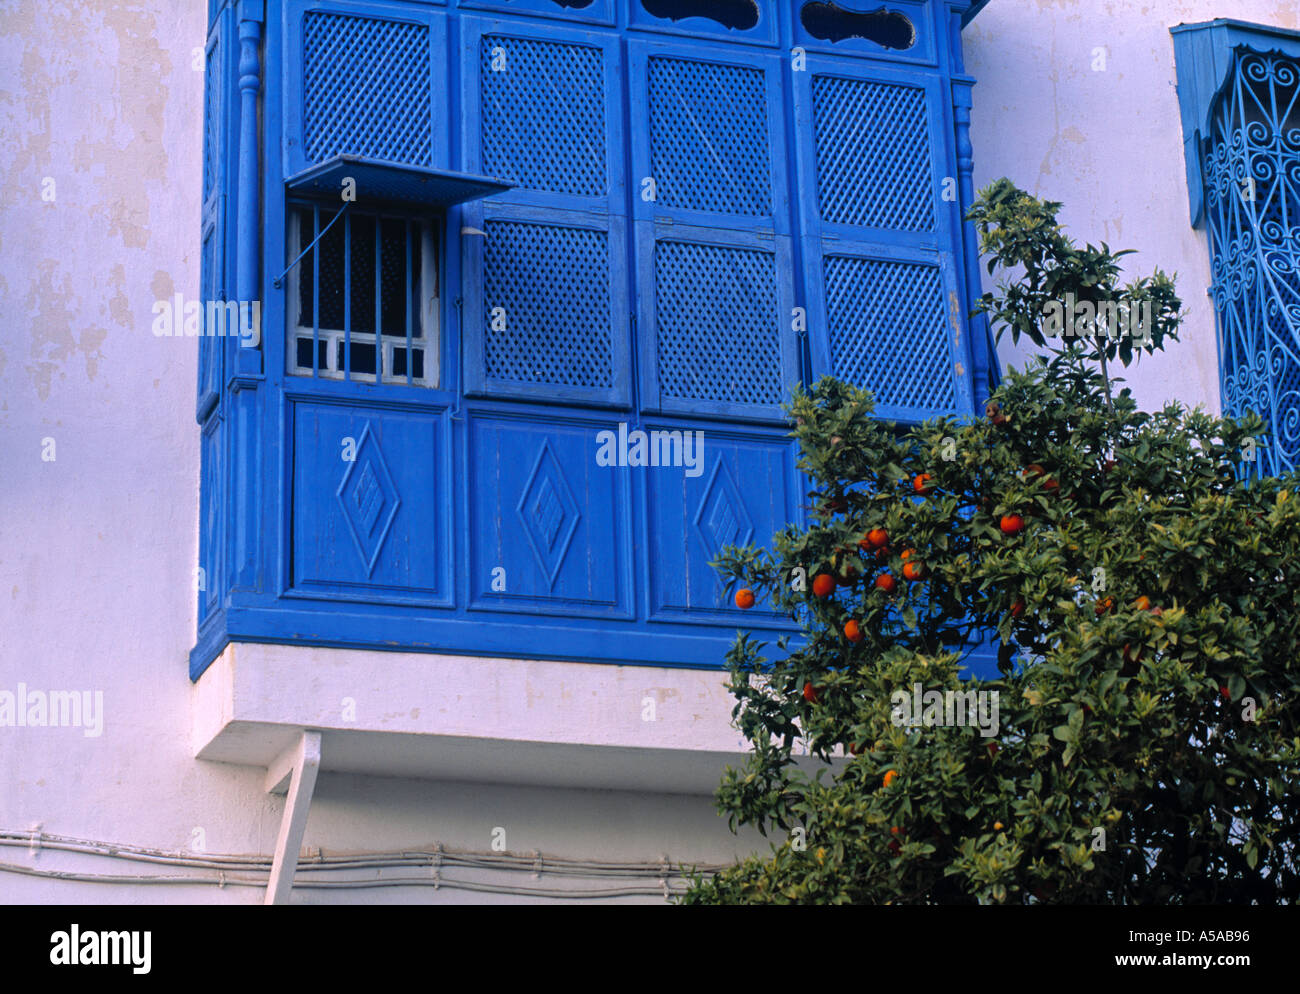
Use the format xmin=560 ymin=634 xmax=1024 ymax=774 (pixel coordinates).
xmin=1171 ymin=19 xmax=1300 ymax=227
xmin=286 ymin=154 xmax=514 ymax=209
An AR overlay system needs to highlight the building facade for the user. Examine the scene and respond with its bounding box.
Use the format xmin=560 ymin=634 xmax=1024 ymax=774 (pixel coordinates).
xmin=2 ymin=0 xmax=1297 ymax=903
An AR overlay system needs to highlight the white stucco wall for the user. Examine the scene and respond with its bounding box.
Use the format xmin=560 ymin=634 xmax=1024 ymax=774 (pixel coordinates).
xmin=0 ymin=2 xmax=764 ymax=905
xmin=2 ymin=0 xmax=1290 ymax=903
xmin=964 ymin=0 xmax=1299 ymax=417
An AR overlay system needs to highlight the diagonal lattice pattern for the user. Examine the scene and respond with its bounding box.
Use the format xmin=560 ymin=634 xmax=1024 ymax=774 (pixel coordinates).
xmin=481 ymin=34 xmax=607 ymax=197
xmin=303 ymin=12 xmax=431 ymax=166
xmin=812 ymin=74 xmax=934 ymax=231
xmin=823 ymin=255 xmax=956 ymax=411
xmin=655 ymin=240 xmax=782 ymax=405
xmin=648 ymin=56 xmax=772 ymax=217
xmin=203 ymin=39 xmax=219 ymax=200
xmin=483 ymin=220 xmax=614 ymax=388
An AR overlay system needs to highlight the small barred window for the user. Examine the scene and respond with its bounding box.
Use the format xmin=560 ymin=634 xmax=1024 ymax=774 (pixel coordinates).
xmin=286 ymin=205 xmax=438 ymax=387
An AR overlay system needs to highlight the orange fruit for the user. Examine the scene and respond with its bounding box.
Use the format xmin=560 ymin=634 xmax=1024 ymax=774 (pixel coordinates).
xmin=903 ymin=561 xmax=925 ymax=581
xmin=912 ymin=473 xmax=934 ymax=495
xmin=882 ymin=770 xmax=897 ymax=788
xmin=812 ymin=573 xmax=836 ymax=598
xmin=803 ymin=682 xmax=820 ymax=704
xmin=1133 ymin=595 xmax=1152 ymax=611
xmin=865 ymin=527 xmax=889 ymax=549
xmin=875 ymin=573 xmax=897 ymax=595
xmin=1000 ymin=513 xmax=1025 ymax=535
xmin=734 ymin=588 xmax=755 ymax=610
xmin=844 ymin=619 xmax=863 ymax=642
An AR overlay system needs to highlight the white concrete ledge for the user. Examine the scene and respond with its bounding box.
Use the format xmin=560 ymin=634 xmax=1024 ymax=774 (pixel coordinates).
xmin=191 ymin=642 xmax=759 ymax=795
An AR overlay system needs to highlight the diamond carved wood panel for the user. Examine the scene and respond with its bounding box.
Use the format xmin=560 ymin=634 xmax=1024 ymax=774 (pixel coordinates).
xmin=290 ymin=402 xmax=448 ymax=605
xmin=468 ymin=415 xmax=631 ymax=618
xmin=336 ymin=423 xmax=401 ymax=576
xmin=646 ymin=430 xmax=795 ymax=620
xmin=516 ymin=439 xmax=582 ymax=590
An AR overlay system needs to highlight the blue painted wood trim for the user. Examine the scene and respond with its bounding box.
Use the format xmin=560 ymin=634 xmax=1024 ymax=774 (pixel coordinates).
xmin=235 ymin=1 xmax=263 ymax=376
xmin=193 ymin=0 xmax=997 ymax=681
xmin=952 ymin=77 xmax=997 ymax=402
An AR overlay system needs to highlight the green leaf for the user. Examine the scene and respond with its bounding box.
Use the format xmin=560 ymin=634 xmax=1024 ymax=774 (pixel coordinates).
xmin=1228 ymin=674 xmax=1246 ymax=702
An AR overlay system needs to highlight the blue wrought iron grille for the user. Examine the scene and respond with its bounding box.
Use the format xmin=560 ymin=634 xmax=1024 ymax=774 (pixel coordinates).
xmin=811 ymin=74 xmax=934 ymax=231
xmin=302 ymin=12 xmax=432 ymax=166
xmin=647 ymin=55 xmax=772 ymax=216
xmin=1204 ymin=50 xmax=1300 ymax=476
xmin=479 ymin=34 xmax=608 ymax=197
xmin=654 ymin=239 xmax=782 ymax=406
xmin=482 ymin=219 xmax=615 ymax=389
xmin=823 ymin=255 xmax=956 ymax=413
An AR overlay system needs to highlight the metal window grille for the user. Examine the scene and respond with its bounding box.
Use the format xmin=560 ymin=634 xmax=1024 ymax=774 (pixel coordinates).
xmin=1204 ymin=51 xmax=1300 ymax=476
xmin=286 ymin=205 xmax=437 ymax=387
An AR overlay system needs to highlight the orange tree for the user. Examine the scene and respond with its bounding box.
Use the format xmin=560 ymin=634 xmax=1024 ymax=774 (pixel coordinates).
xmin=680 ymin=180 xmax=1300 ymax=904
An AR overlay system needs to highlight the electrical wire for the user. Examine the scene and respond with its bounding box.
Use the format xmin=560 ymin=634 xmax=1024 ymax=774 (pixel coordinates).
xmin=0 ymin=830 xmax=726 ymax=901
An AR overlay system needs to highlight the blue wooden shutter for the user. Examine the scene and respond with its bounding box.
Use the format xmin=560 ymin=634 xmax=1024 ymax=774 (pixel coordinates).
xmin=197 ymin=9 xmax=229 ymax=422
xmin=459 ymin=17 xmax=635 ymax=618
xmin=290 ymin=6 xmax=443 ymax=174
xmin=196 ymin=7 xmax=231 ymax=631
xmin=630 ymin=41 xmax=799 ymax=423
xmin=794 ymin=58 xmax=973 ymax=422
xmin=460 ymin=18 xmax=630 ymax=407
xmin=629 ymin=39 xmax=804 ymax=619
xmin=275 ymin=3 xmax=454 ymax=608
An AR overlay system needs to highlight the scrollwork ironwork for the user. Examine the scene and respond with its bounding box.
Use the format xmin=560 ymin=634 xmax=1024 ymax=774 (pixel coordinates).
xmin=1204 ymin=50 xmax=1300 ymax=476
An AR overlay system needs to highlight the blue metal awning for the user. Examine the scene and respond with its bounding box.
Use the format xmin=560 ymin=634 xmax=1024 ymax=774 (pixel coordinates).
xmin=1171 ymin=19 xmax=1300 ymax=227
xmin=285 ymin=155 xmax=514 ymax=209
